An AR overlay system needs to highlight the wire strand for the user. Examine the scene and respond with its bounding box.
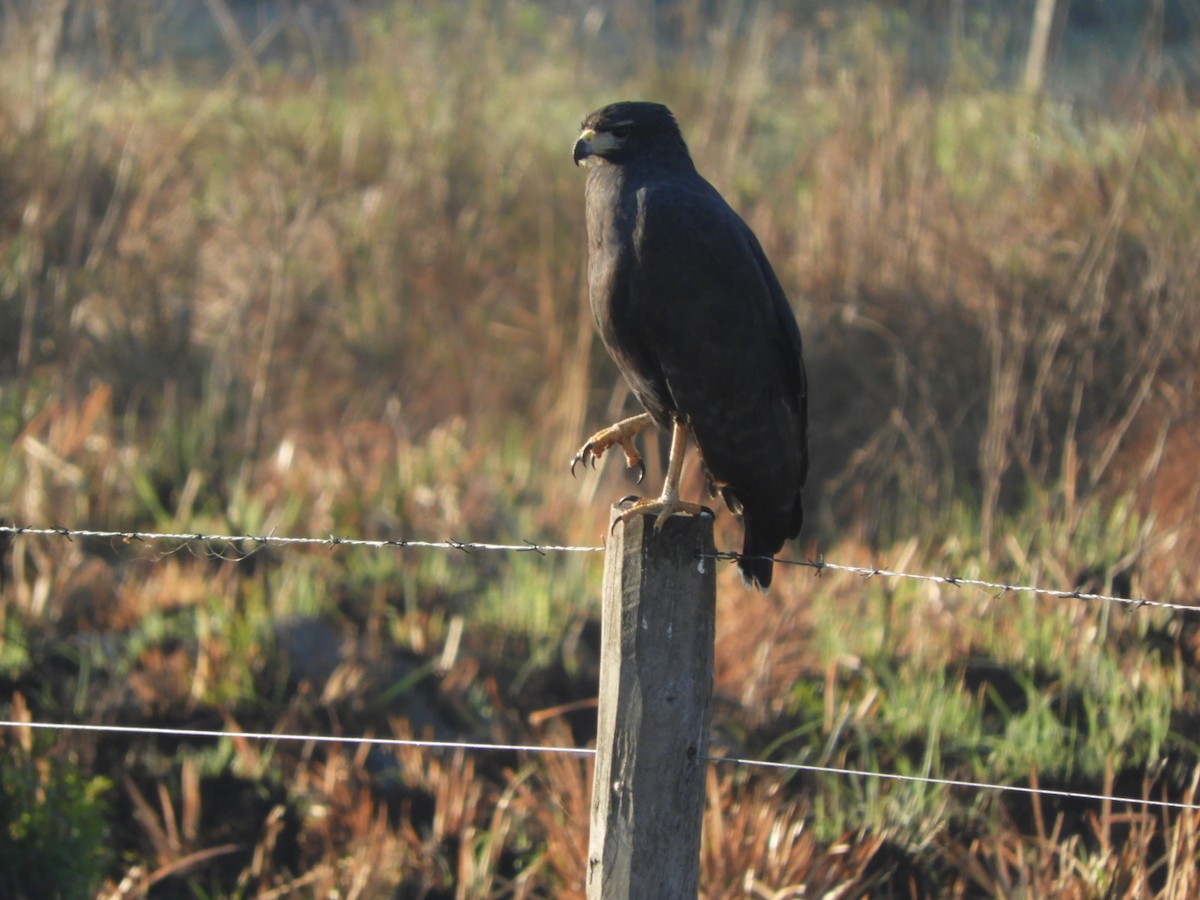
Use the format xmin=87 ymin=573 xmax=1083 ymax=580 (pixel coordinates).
xmin=0 ymin=524 xmax=603 ymax=556
xmin=706 ymin=551 xmax=1198 ymax=614
xmin=2 ymin=523 xmax=1196 ymax=615
xmin=0 ymin=719 xmax=594 ymax=757
xmin=4 ymin=719 xmax=1197 ymax=812
xmin=705 ymin=755 xmax=1200 ymax=812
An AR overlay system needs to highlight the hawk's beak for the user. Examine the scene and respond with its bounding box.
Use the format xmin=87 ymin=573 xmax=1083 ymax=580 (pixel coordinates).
xmin=573 ymin=128 xmax=597 ymax=166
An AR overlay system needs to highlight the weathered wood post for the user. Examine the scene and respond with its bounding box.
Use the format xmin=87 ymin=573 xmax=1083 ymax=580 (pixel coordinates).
xmin=587 ymin=506 xmax=717 ymax=899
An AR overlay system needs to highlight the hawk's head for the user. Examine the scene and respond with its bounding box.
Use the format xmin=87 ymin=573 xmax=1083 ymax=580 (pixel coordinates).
xmin=573 ymin=101 xmax=691 ymax=168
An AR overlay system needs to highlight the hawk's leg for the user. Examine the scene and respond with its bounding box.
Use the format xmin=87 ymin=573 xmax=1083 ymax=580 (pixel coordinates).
xmin=570 ymin=412 xmax=654 ymax=483
xmin=612 ymin=418 xmax=713 ymax=533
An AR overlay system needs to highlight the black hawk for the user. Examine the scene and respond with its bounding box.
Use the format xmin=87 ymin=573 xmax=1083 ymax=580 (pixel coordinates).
xmin=571 ymin=101 xmax=808 ymax=590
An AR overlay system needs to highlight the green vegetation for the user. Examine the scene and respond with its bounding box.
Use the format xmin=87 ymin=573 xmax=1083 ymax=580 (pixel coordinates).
xmin=1 ymin=1 xmax=1198 ymax=895
xmin=0 ymin=732 xmax=111 ymax=899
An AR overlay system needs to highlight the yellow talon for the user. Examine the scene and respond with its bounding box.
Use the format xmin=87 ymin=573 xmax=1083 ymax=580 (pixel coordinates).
xmin=570 ymin=412 xmax=653 ymax=482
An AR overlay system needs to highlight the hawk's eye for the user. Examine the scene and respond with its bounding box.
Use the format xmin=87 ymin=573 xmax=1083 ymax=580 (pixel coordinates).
xmin=609 ymin=125 xmax=631 ymax=139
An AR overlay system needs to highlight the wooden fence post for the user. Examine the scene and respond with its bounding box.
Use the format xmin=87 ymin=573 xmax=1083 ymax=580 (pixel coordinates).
xmin=587 ymin=506 xmax=717 ymax=899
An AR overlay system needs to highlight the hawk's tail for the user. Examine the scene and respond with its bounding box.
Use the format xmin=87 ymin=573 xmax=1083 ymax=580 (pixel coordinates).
xmin=737 ymin=546 xmax=774 ymax=591
xmin=738 ymin=499 xmax=803 ymax=592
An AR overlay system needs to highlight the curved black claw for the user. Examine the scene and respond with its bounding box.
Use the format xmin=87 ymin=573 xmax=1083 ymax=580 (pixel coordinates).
xmin=632 ymin=458 xmax=646 ymax=485
xmin=570 ymin=443 xmax=595 ymax=478
xmin=698 ymin=504 xmax=716 ymax=519
xmin=610 ymin=496 xmax=646 ymax=534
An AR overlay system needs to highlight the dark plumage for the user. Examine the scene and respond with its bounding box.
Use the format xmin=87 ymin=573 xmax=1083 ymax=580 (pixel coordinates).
xmin=572 ymin=101 xmax=808 ymax=590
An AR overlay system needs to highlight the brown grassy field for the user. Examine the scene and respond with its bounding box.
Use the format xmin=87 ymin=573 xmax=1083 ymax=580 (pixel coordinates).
xmin=2 ymin=1 xmax=1200 ymax=896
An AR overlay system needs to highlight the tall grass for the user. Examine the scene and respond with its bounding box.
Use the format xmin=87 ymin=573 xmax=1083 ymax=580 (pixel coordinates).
xmin=1 ymin=0 xmax=1199 ymax=895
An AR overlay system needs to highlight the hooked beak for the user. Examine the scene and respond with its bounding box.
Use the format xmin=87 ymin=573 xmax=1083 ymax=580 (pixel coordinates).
xmin=573 ymin=128 xmax=597 ymax=166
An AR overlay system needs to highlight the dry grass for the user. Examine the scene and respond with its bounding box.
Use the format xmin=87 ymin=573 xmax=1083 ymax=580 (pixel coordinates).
xmin=1 ymin=1 xmax=1199 ymax=896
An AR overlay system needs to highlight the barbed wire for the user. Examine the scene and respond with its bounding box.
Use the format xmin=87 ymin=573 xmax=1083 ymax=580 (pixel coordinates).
xmin=2 ymin=523 xmax=1196 ymax=615
xmin=3 ymin=525 xmax=1199 ymax=838
xmin=707 ymin=551 xmax=1198 ymax=615
xmin=0 ymin=524 xmax=602 ymax=557
xmin=3 ymin=719 xmax=1198 ymax=813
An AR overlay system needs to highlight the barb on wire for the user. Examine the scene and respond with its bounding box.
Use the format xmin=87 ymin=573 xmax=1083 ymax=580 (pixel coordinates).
xmin=3 ymin=719 xmax=1198 ymax=814
xmin=708 ymin=550 xmax=1199 ymax=615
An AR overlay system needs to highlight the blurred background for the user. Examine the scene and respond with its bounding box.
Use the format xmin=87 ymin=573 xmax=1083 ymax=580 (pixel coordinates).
xmin=1 ymin=1 xmax=1199 ymax=896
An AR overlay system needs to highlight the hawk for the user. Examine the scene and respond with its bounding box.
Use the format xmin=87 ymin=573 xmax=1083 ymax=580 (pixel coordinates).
xmin=571 ymin=101 xmax=808 ymax=590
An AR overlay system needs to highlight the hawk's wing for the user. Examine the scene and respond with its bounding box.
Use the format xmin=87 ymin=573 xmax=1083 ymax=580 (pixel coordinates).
xmin=616 ymin=174 xmax=807 ymax=569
